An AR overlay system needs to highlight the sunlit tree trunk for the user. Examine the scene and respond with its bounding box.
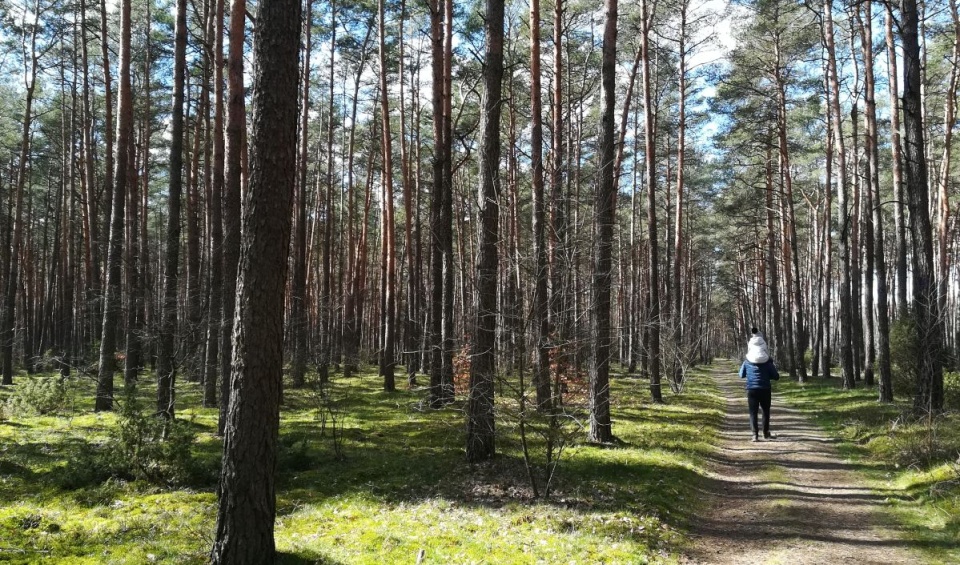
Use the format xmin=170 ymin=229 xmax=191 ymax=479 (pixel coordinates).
xmin=824 ymin=0 xmax=855 ymax=389
xmin=218 ymin=0 xmax=246 ymax=435
xmin=378 ymin=0 xmax=397 ymax=391
xmin=466 ymin=0 xmax=504 ymax=462
xmin=158 ymin=0 xmax=187 ymax=420
xmin=96 ymin=0 xmax=133 ymax=410
xmin=588 ymin=0 xmax=617 ymax=443
xmin=901 ymin=0 xmax=944 ymax=413
xmin=640 ymin=0 xmax=661 ymax=402
xmin=210 ymin=0 xmax=301 ymax=558
xmin=529 ymin=0 xmax=551 ymax=409
xmin=886 ymin=5 xmax=909 ymax=319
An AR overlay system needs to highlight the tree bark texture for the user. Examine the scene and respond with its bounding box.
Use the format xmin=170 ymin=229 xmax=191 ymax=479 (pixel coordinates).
xmin=211 ymin=0 xmax=301 ymax=559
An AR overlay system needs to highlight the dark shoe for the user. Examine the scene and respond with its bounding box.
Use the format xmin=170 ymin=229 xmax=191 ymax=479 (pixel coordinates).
xmin=764 ymin=433 xmax=777 ymax=440
xmin=751 ymin=435 xmax=759 ymax=442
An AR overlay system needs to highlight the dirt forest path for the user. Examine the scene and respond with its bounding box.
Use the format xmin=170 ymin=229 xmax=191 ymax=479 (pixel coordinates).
xmin=682 ymin=365 xmax=920 ymax=565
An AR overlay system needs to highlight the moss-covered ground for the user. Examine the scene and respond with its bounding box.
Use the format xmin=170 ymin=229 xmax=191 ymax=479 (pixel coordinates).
xmin=0 ymin=365 xmax=725 ymax=564
xmin=777 ymin=375 xmax=960 ymax=564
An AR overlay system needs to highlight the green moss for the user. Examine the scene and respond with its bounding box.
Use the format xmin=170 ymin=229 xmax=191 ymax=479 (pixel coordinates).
xmin=0 ymin=365 xmax=728 ymax=563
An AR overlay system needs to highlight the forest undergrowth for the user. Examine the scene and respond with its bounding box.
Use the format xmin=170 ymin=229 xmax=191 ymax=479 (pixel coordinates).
xmin=0 ymin=364 xmax=725 ymax=564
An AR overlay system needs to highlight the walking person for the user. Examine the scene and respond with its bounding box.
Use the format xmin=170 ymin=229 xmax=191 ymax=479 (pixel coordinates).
xmin=739 ymin=327 xmax=779 ymax=442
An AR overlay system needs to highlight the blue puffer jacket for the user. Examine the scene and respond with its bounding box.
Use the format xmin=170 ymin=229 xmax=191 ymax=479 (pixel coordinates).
xmin=739 ymin=360 xmax=780 ymax=390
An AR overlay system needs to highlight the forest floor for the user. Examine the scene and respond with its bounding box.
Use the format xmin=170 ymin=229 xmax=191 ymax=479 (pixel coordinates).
xmin=682 ymin=366 xmax=922 ymax=565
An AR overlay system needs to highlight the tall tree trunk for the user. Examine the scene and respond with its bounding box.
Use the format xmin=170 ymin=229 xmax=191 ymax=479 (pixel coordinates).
xmin=1 ymin=9 xmax=40 ymax=385
xmin=465 ymin=0 xmax=504 ymax=463
xmin=319 ymin=1 xmax=339 ymax=383
xmin=440 ymin=0 xmax=455 ymax=403
xmin=96 ymin=0 xmax=133 ymax=411
xmin=378 ymin=0 xmax=397 ymax=391
xmin=342 ymin=20 xmax=373 ymax=380
xmin=774 ymin=51 xmax=807 ymax=382
xmin=529 ymin=0 xmax=551 ymax=410
xmin=428 ymin=0 xmax=446 ymax=406
xmin=886 ymin=6 xmax=908 ymax=318
xmin=640 ymin=0 xmax=662 ymax=402
xmin=218 ymin=0 xmax=246 ymax=435
xmin=204 ymin=0 xmax=226 ymax=407
xmin=210 ymin=0 xmax=301 ymax=558
xmin=99 ymin=0 xmax=114 ymax=287
xmin=290 ymin=0 xmax=311 ymax=389
xmin=938 ymin=0 xmax=959 ymax=322
xmin=824 ymin=0 xmax=856 ymax=389
xmin=158 ymin=0 xmax=187 ymax=420
xmin=398 ymin=0 xmax=420 ymax=386
xmin=79 ymin=0 xmax=101 ymax=343
xmin=550 ymin=0 xmax=567 ymax=398
xmin=672 ymin=1 xmax=690 ymax=386
xmin=857 ymin=1 xmax=892 ymax=401
xmin=901 ymin=0 xmax=945 ymax=413
xmin=588 ymin=0 xmax=617 ymax=443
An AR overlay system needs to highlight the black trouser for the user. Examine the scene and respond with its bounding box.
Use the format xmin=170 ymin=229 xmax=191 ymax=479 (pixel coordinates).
xmin=747 ymin=388 xmax=772 ymax=436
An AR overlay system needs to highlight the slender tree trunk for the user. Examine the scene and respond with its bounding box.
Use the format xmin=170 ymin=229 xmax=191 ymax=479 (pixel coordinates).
xmin=158 ymin=0 xmax=187 ymax=420
xmin=824 ymin=0 xmax=856 ymax=389
xmin=398 ymin=0 xmax=420 ymax=387
xmin=219 ymin=0 xmax=246 ymax=435
xmin=428 ymin=0 xmax=446 ymax=406
xmin=342 ymin=21 xmax=373 ymax=380
xmin=550 ymin=0 xmax=567 ymax=399
xmin=938 ymin=0 xmax=959 ymax=321
xmin=465 ymin=0 xmax=504 ymax=463
xmin=901 ymin=0 xmax=944 ymax=413
xmin=529 ymin=0 xmax=551 ymax=410
xmin=290 ymin=0 xmax=311 ymax=389
xmin=886 ymin=6 xmax=909 ymax=319
xmin=641 ymin=0 xmax=661 ymax=402
xmin=96 ymin=0 xmax=133 ymax=411
xmin=378 ymin=0 xmax=397 ymax=391
xmin=99 ymin=0 xmax=114 ymax=286
xmin=319 ymin=1 xmax=339 ymax=382
xmin=859 ymin=1 xmax=891 ymax=398
xmin=588 ymin=0 xmax=617 ymax=443
xmin=204 ymin=0 xmax=225 ymax=407
xmin=2 ymin=12 xmax=39 ymax=386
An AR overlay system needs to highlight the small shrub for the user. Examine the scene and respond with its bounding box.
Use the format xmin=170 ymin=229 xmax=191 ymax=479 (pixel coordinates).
xmin=889 ymin=314 xmax=920 ymax=398
xmin=5 ymin=376 xmax=69 ymax=416
xmin=59 ymin=394 xmax=209 ymax=490
xmin=944 ymin=372 xmax=960 ymax=411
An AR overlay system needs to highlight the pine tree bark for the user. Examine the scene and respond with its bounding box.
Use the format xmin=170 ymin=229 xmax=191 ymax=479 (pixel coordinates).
xmin=886 ymin=6 xmax=909 ymax=319
xmin=158 ymin=0 xmax=187 ymax=420
xmin=96 ymin=0 xmax=133 ymax=410
xmin=466 ymin=0 xmax=505 ymax=463
xmin=901 ymin=0 xmax=945 ymax=413
xmin=588 ymin=0 xmax=617 ymax=443
xmin=860 ymin=1 xmax=892 ymax=400
xmin=529 ymin=0 xmax=551 ymax=410
xmin=290 ymin=0 xmax=311 ymax=389
xmin=1 ymin=11 xmax=40 ymax=385
xmin=218 ymin=0 xmax=246 ymax=435
xmin=824 ymin=0 xmax=856 ymax=389
xmin=210 ymin=0 xmax=301 ymax=558
xmin=378 ymin=0 xmax=397 ymax=391
xmin=204 ymin=0 xmax=226 ymax=407
xmin=640 ymin=0 xmax=662 ymax=402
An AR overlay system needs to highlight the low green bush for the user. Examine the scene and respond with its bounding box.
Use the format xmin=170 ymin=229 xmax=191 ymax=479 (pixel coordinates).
xmin=944 ymin=371 xmax=960 ymax=411
xmin=59 ymin=394 xmax=213 ymax=490
xmin=5 ymin=376 xmax=72 ymax=416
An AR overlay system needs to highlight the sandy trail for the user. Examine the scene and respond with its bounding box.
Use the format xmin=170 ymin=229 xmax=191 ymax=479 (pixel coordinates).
xmin=682 ymin=367 xmax=919 ymax=565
